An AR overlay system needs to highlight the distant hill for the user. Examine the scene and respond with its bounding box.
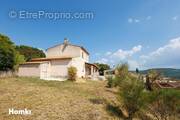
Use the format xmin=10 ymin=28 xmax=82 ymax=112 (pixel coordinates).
xmin=139 ymin=68 xmax=180 ymax=79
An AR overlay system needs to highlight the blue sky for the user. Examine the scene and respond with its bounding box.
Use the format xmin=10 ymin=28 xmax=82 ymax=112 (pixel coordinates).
xmin=1 ymin=0 xmax=180 ymax=70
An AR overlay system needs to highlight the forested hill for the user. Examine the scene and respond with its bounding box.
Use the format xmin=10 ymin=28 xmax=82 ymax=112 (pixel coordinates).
xmin=140 ymin=68 xmax=180 ymax=79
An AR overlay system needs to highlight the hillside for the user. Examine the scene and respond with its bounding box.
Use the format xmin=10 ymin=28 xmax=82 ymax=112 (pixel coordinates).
xmin=0 ymin=77 xmax=119 ymax=120
xmin=140 ymin=68 xmax=180 ymax=79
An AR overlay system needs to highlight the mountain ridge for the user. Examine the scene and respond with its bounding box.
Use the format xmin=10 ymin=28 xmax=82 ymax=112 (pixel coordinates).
xmin=139 ymin=68 xmax=180 ymax=79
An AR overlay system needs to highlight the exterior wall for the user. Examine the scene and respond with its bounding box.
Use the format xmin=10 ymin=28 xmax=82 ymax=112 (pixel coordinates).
xmin=80 ymin=49 xmax=89 ymax=62
xmin=50 ymin=59 xmax=71 ymax=78
xmin=46 ymin=44 xmax=81 ymax=58
xmin=0 ymin=71 xmax=17 ymax=78
xmin=40 ymin=62 xmax=51 ymax=79
xmin=18 ymin=43 xmax=93 ymax=79
xmin=71 ymin=57 xmax=86 ymax=78
xmin=18 ymin=64 xmax=40 ymax=77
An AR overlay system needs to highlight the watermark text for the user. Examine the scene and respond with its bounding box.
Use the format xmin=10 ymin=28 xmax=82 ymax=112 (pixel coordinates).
xmin=9 ymin=10 xmax=94 ymax=20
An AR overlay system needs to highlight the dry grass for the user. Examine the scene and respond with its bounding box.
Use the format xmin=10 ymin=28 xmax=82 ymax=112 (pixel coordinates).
xmin=0 ymin=77 xmax=121 ymax=120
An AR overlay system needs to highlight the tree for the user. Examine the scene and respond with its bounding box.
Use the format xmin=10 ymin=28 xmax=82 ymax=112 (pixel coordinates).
xmin=115 ymin=63 xmax=129 ymax=78
xmin=136 ymin=68 xmax=139 ymax=74
xmin=146 ymin=70 xmax=161 ymax=91
xmin=94 ymin=63 xmax=110 ymax=75
xmin=14 ymin=52 xmax=25 ymax=70
xmin=15 ymin=45 xmax=46 ymax=61
xmin=0 ymin=34 xmax=16 ymax=71
xmin=116 ymin=64 xmax=148 ymax=120
xmin=0 ymin=34 xmax=25 ymax=71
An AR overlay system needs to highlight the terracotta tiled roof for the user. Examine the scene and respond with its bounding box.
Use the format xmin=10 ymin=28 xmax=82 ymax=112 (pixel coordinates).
xmin=46 ymin=43 xmax=89 ymax=55
xmin=20 ymin=62 xmax=43 ymax=65
xmin=31 ymin=57 xmax=72 ymax=62
xmin=85 ymin=62 xmax=99 ymax=69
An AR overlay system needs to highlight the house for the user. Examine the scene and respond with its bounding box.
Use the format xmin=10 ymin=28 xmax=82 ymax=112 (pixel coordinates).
xmin=18 ymin=39 xmax=99 ymax=80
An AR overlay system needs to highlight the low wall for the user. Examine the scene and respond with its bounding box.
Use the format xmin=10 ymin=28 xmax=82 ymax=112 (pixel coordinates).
xmin=0 ymin=71 xmax=17 ymax=78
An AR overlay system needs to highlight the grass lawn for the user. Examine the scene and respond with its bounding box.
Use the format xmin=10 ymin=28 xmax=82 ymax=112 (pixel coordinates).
xmin=0 ymin=77 xmax=121 ymax=120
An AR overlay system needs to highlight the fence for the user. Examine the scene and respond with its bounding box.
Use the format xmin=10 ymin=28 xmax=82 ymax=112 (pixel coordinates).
xmin=0 ymin=71 xmax=17 ymax=78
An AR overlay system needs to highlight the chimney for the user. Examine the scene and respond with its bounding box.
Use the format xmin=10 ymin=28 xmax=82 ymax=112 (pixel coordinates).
xmin=64 ymin=38 xmax=69 ymax=45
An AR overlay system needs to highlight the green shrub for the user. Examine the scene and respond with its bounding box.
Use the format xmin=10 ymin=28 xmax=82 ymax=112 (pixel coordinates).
xmin=107 ymin=76 xmax=115 ymax=88
xmin=145 ymin=70 xmax=160 ymax=91
xmin=107 ymin=63 xmax=130 ymax=88
xmin=118 ymin=75 xmax=147 ymax=120
xmin=112 ymin=63 xmax=180 ymax=120
xmin=68 ymin=66 xmax=77 ymax=81
xmin=146 ymin=89 xmax=180 ymax=120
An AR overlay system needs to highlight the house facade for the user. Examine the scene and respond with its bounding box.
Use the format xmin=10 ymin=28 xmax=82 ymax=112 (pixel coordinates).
xmin=18 ymin=39 xmax=99 ymax=80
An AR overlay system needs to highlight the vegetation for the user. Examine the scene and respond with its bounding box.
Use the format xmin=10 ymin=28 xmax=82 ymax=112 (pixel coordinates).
xmin=146 ymin=89 xmax=180 ymax=120
xmin=107 ymin=63 xmax=129 ymax=88
xmin=0 ymin=34 xmax=25 ymax=71
xmin=140 ymin=68 xmax=180 ymax=79
xmin=136 ymin=68 xmax=139 ymax=74
xmin=0 ymin=33 xmax=46 ymax=71
xmin=107 ymin=76 xmax=115 ymax=88
xmin=0 ymin=77 xmax=118 ymax=120
xmin=68 ymin=66 xmax=77 ymax=81
xmin=13 ymin=53 xmax=25 ymax=70
xmin=94 ymin=63 xmax=110 ymax=75
xmin=16 ymin=45 xmax=46 ymax=61
xmin=114 ymin=64 xmax=148 ymax=120
xmin=118 ymin=76 xmax=147 ymax=120
xmin=107 ymin=63 xmax=180 ymax=120
xmin=145 ymin=70 xmax=161 ymax=91
xmin=0 ymin=73 xmax=179 ymax=120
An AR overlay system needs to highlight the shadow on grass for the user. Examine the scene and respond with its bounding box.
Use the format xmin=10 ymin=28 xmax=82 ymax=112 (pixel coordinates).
xmin=106 ymin=103 xmax=125 ymax=118
xmin=89 ymin=97 xmax=125 ymax=119
xmin=89 ymin=98 xmax=106 ymax=104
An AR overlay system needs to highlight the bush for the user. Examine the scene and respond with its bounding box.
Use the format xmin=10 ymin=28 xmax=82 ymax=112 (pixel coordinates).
xmin=107 ymin=76 xmax=115 ymax=88
xmin=112 ymin=63 xmax=180 ymax=120
xmin=118 ymin=75 xmax=147 ymax=120
xmin=145 ymin=70 xmax=161 ymax=91
xmin=107 ymin=63 xmax=130 ymax=88
xmin=68 ymin=66 xmax=77 ymax=81
xmin=146 ymin=89 xmax=180 ymax=120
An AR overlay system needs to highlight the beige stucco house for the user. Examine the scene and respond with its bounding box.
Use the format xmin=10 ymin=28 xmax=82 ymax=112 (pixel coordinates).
xmin=18 ymin=39 xmax=99 ymax=80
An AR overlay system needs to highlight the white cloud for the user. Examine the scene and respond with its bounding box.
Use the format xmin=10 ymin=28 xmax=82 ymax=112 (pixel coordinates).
xmin=132 ymin=45 xmax=142 ymax=52
xmin=96 ymin=45 xmax=142 ymax=70
xmin=95 ymin=37 xmax=180 ymax=70
xmin=128 ymin=18 xmax=133 ymax=23
xmin=105 ymin=51 xmax=112 ymax=56
xmin=172 ymin=16 xmax=178 ymax=21
xmin=112 ymin=45 xmax=142 ymax=60
xmin=146 ymin=16 xmax=151 ymax=20
xmin=128 ymin=60 xmax=140 ymax=70
xmin=128 ymin=16 xmax=152 ymax=23
xmin=96 ymin=58 xmax=108 ymax=64
xmin=128 ymin=18 xmax=140 ymax=23
xmin=134 ymin=19 xmax=140 ymax=23
xmin=140 ymin=37 xmax=180 ymax=68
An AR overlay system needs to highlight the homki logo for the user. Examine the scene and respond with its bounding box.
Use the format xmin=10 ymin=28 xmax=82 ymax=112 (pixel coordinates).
xmin=9 ymin=108 xmax=31 ymax=115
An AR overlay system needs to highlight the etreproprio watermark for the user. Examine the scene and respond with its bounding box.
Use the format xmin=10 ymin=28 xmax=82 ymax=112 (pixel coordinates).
xmin=9 ymin=10 xmax=94 ymax=20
